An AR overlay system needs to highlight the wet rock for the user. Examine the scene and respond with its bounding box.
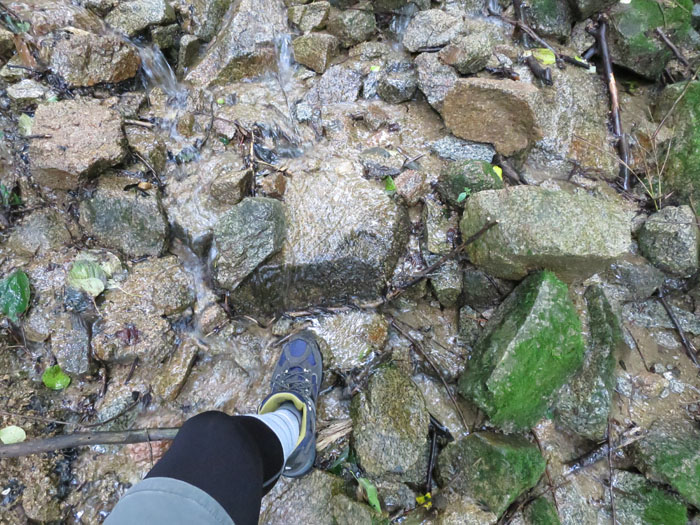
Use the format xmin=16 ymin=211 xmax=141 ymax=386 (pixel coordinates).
xmin=330 ymin=494 xmax=374 ymax=524
xmin=48 ymin=29 xmax=141 ymax=87
xmin=91 ymin=256 xmax=194 ymax=363
xmin=414 ymin=52 xmax=458 ymax=113
xmin=394 ymin=169 xmax=426 ymax=206
xmin=260 ymin=172 xmax=287 ymax=198
xmin=633 ymin=418 xmax=700 ymax=507
xmin=177 ymin=35 xmax=201 ymax=75
xmin=351 ymin=366 xmax=429 ymax=478
xmin=311 ymin=310 xmax=388 ymax=371
xmin=462 ymin=264 xmax=515 ymax=310
xmin=431 ymin=135 xmax=496 ymax=163
xmin=402 ymin=9 xmax=463 ymax=53
xmin=523 ymin=0 xmax=572 ymax=42
xmin=438 ymin=160 xmax=503 ymax=208
xmin=438 ymin=32 xmax=493 ymax=75
xmin=623 ymin=298 xmax=700 ymax=335
xmin=29 ymin=99 xmax=126 ymax=190
xmin=555 ymin=285 xmax=621 ymax=441
xmin=125 ymin=126 xmax=167 ymax=174
xmin=79 ymin=174 xmax=168 ymax=258
xmin=211 ymin=197 xmax=286 ymax=292
xmin=326 ymin=4 xmax=376 ymax=47
xmin=293 ymin=33 xmax=339 ymax=74
xmin=604 ymin=255 xmax=665 ymax=303
xmin=638 ymin=205 xmax=699 ymax=277
xmin=524 ymin=497 xmax=560 ymax=525
xmin=377 ymin=54 xmax=417 ymax=104
xmin=105 ymin=0 xmax=175 ymax=36
xmin=436 ymin=492 xmax=498 ymax=524
xmin=6 ymin=208 xmax=71 ymax=257
xmin=444 ymin=78 xmax=541 ymax=156
xmin=459 ymin=271 xmax=585 ymax=431
xmin=422 ymin=197 xmax=458 ymax=255
xmin=360 ymin=147 xmax=405 ymax=178
xmin=151 ymin=24 xmax=179 ymax=50
xmin=568 ymin=0 xmax=616 ymax=20
xmin=374 ymin=481 xmax=415 ymax=513
xmin=231 ymin=163 xmax=408 ymax=313
xmin=185 ymin=0 xmax=286 ymax=85
xmin=607 ymin=0 xmax=691 ymax=79
xmin=0 ymin=27 xmax=13 ymax=60
xmin=460 ymin=186 xmax=631 ymax=281
xmin=52 ymin=312 xmax=91 ymax=375
xmin=436 ymin=432 xmax=546 ymax=517
xmin=261 ymin=471 xmax=346 ymax=524
xmin=180 ymin=0 xmax=231 ymax=40
xmin=458 ymin=304 xmax=482 ymax=348
xmin=6 ymin=79 xmax=48 ymax=105
xmin=613 ymin=470 xmax=687 ymax=525
xmin=303 ymin=63 xmax=364 ymax=107
xmin=429 ymin=260 xmax=462 ymax=308
xmin=152 ymin=338 xmax=198 ymax=401
xmin=288 ymin=1 xmax=330 ymax=32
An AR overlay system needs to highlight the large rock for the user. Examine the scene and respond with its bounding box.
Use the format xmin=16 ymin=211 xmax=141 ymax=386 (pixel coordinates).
xmin=460 ymin=186 xmax=631 ymax=281
xmin=443 ymin=78 xmax=541 ymax=156
xmin=211 ymin=197 xmax=287 ymax=292
xmin=231 ymin=163 xmax=408 ymax=313
xmin=79 ymin=174 xmax=169 ymax=258
xmin=436 ymin=432 xmax=546 ymax=517
xmin=613 ymin=471 xmax=687 ymax=525
xmin=555 ymin=285 xmax=621 ymax=441
xmin=105 ymin=0 xmax=175 ymax=36
xmin=638 ymin=205 xmax=699 ymax=277
xmin=402 ymin=9 xmax=463 ymax=53
xmin=29 ymin=99 xmax=126 ymax=190
xmin=49 ymin=28 xmax=141 ymax=86
xmin=458 ymin=271 xmax=585 ymax=431
xmin=185 ymin=0 xmax=286 ymax=85
xmin=351 ymin=366 xmax=429 ymax=478
xmin=414 ymin=52 xmax=457 ymax=113
xmin=633 ymin=418 xmax=700 ymax=507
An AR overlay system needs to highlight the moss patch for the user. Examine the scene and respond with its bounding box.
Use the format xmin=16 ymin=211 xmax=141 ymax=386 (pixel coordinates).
xmin=524 ymin=497 xmax=561 ymax=525
xmin=438 ymin=160 xmax=503 ymax=207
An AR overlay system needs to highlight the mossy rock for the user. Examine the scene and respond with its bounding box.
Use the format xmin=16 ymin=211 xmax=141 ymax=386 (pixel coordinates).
xmin=613 ymin=471 xmax=687 ymax=525
xmin=458 ymin=271 xmax=585 ymax=431
xmin=524 ymin=497 xmax=561 ymax=525
xmin=436 ymin=432 xmax=546 ymax=517
xmin=524 ymin=0 xmax=572 ymax=42
xmin=438 ymin=160 xmax=503 ymax=208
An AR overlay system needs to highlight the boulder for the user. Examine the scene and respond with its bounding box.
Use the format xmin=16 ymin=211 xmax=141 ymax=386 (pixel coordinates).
xmin=231 ymin=163 xmax=408 ymax=314
xmin=443 ymin=78 xmax=541 ymax=156
xmin=438 ymin=159 xmax=503 ymax=208
xmin=414 ymin=52 xmax=457 ymax=113
xmin=211 ymin=197 xmax=287 ymax=292
xmin=293 ymin=33 xmax=340 ymax=74
xmin=613 ymin=471 xmax=687 ymax=525
xmin=638 ymin=205 xmax=699 ymax=277
xmin=105 ymin=0 xmax=175 ymax=36
xmin=459 ymin=271 xmax=585 ymax=431
xmin=555 ymin=285 xmax=621 ymax=441
xmin=185 ymin=0 xmax=286 ymax=85
xmin=351 ymin=366 xmax=429 ymax=478
xmin=288 ymin=1 xmax=330 ymax=32
xmin=436 ymin=432 xmax=546 ymax=517
xmin=79 ymin=174 xmax=169 ymax=258
xmin=633 ymin=418 xmax=700 ymax=507
xmin=402 ymin=9 xmax=463 ymax=53
xmin=460 ymin=186 xmax=631 ymax=281
xmin=29 ymin=99 xmax=126 ymax=190
xmin=326 ymin=4 xmax=376 ymax=47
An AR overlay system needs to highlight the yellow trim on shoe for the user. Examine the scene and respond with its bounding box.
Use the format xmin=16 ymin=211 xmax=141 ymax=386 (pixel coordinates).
xmin=258 ymin=392 xmax=307 ymax=447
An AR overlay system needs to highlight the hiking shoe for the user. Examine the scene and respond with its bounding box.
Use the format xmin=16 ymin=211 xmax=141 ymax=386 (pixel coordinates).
xmin=258 ymin=330 xmax=323 ymax=478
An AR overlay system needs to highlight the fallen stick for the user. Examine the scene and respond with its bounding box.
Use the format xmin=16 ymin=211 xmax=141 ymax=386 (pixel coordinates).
xmin=656 ymin=288 xmax=700 ymax=367
xmin=0 ymin=428 xmax=180 ymax=459
xmin=564 ymin=425 xmax=645 ymax=476
xmin=655 ymin=27 xmax=690 ymax=68
xmin=525 ymin=55 xmax=553 ymax=85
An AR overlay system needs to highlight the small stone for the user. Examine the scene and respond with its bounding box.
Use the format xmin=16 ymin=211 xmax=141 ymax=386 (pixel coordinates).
xmin=431 ymin=135 xmax=496 ymax=162
xmin=394 ymin=169 xmax=426 ymax=206
xmin=182 ymin=0 xmax=231 ymax=40
xmin=105 ymin=0 xmax=175 ymax=36
xmin=569 ymin=0 xmax=616 ymax=19
xmin=260 ymin=173 xmax=287 ymax=198
xmin=6 ymin=208 xmax=71 ymax=257
xmin=125 ymin=125 xmax=167 ymax=174
xmin=462 ymin=264 xmax=515 ymax=310
xmin=429 ymin=259 xmax=462 ymax=308
xmin=524 ymin=0 xmax=573 ymax=42
xmin=638 ymin=205 xmax=699 ymax=277
xmin=6 ymin=79 xmax=48 ymax=105
xmin=150 ymin=23 xmax=179 ymax=50
xmin=177 ymin=35 xmax=201 ymax=76
xmin=604 ymin=255 xmax=665 ymax=303
xmin=439 ymin=32 xmax=493 ymax=75
xmin=52 ymin=312 xmax=91 ymax=375
xmin=414 ymin=52 xmax=458 ymax=113
xmin=212 ymin=197 xmax=287 ymax=291
xmin=153 ymin=339 xmax=198 ymax=401
xmin=303 ymin=64 xmax=363 ymax=107
xmin=79 ymin=174 xmax=169 ymax=258
xmin=351 ymin=366 xmax=430 ymax=478
xmin=288 ymin=1 xmax=330 ymax=32
xmin=293 ymin=33 xmax=339 ymax=74
xmin=29 ymin=99 xmax=126 ymax=190
xmin=360 ymin=147 xmax=405 ymax=178
xmin=458 ymin=305 xmax=482 ymax=348
xmin=443 ymin=78 xmax=541 ymax=156
xmin=438 ymin=159 xmax=503 ymax=208
xmin=0 ymin=27 xmax=14 ymax=60
xmin=436 ymin=432 xmax=546 ymax=516
xmin=613 ymin=471 xmax=687 ymax=525
xmin=377 ymin=54 xmax=417 ymax=104
xmin=326 ymin=4 xmax=376 ymax=47
xmin=422 ymin=197 xmax=458 ymax=255
xmin=459 ymin=271 xmax=585 ymax=431
xmin=402 ymin=9 xmax=463 ymax=53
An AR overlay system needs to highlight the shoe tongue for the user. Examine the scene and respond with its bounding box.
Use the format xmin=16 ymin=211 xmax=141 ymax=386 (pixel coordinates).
xmin=289 ymin=340 xmax=307 ymax=357
xmin=288 ymin=366 xmax=304 ymax=374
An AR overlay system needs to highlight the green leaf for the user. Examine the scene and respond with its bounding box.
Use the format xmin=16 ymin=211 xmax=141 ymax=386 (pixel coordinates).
xmin=46 ymin=95 xmax=58 ymax=103
xmin=370 ymin=64 xmax=381 ymax=72
xmin=384 ymin=176 xmax=396 ymax=192
xmin=18 ymin=113 xmax=33 ymax=136
xmin=0 ymin=270 xmax=30 ymax=323
xmin=357 ymin=477 xmax=381 ymax=513
xmin=0 ymin=425 xmax=26 ymax=444
xmin=531 ymin=48 xmax=556 ymax=66
xmin=42 ymin=365 xmax=71 ymax=390
xmin=219 ymin=136 xmax=230 ymax=145
xmin=0 ymin=184 xmax=10 ymax=207
xmin=68 ymin=260 xmax=107 ymax=297
xmin=216 ymin=97 xmax=225 ymax=105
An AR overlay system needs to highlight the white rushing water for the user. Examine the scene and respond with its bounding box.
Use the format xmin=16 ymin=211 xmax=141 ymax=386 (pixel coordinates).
xmin=135 ymin=42 xmax=188 ymax=106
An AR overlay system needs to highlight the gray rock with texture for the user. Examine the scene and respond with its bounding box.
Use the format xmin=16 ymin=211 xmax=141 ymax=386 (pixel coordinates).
xmin=7 ymin=209 xmax=71 ymax=257
xmin=105 ymin=0 xmax=175 ymax=36
xmin=326 ymin=4 xmax=376 ymax=47
xmin=638 ymin=205 xmax=699 ymax=277
xmin=431 ymin=135 xmax=495 ymax=162
xmin=402 ymin=9 xmax=463 ymax=52
xmin=351 ymin=366 xmax=429 ymax=478
xmin=212 ymin=198 xmax=287 ymax=292
xmin=438 ymin=32 xmax=493 ymax=75
xmin=52 ymin=313 xmax=91 ymax=375
xmin=6 ymin=79 xmax=48 ymax=105
xmin=360 ymin=147 xmax=405 ymax=178
xmin=462 ymin=264 xmax=515 ymax=310
xmin=79 ymin=174 xmax=169 ymax=258
xmin=604 ymin=255 xmax=665 ymax=303
xmin=460 ymin=186 xmax=631 ymax=280
xmin=293 ymin=33 xmax=339 ymax=73
xmin=569 ymin=0 xmax=616 ymax=20
xmin=524 ymin=0 xmax=573 ymax=42
xmin=429 ymin=259 xmax=462 ymax=307
xmin=377 ymin=55 xmax=417 ymax=103
xmin=303 ymin=63 xmax=363 ymax=107
xmin=414 ymin=52 xmax=457 ymax=113
xmin=288 ymin=1 xmax=330 ymax=32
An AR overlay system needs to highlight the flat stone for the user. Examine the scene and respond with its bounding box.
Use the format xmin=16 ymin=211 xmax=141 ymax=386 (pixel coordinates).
xmin=459 ymin=271 xmax=585 ymax=431
xmin=443 ymin=78 xmax=541 ymax=156
xmin=438 ymin=32 xmax=493 ymax=75
xmin=360 ymin=147 xmax=405 ymax=178
xmin=153 ymin=338 xmax=199 ymax=401
xmin=603 ymin=255 xmax=665 ymax=303
xmin=402 ymin=9 xmax=463 ymax=53
xmin=105 ymin=0 xmax=175 ymax=36
xmin=460 ymin=186 xmax=631 ymax=281
xmin=29 ymin=99 xmax=126 ymax=190
xmin=638 ymin=205 xmax=699 ymax=277
xmin=6 ymin=79 xmax=48 ymax=105
xmin=293 ymin=33 xmax=339 ymax=74
xmin=414 ymin=52 xmax=458 ymax=113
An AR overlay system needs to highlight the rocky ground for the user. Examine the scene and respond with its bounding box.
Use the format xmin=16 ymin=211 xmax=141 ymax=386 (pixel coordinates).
xmin=1 ymin=0 xmax=700 ymax=523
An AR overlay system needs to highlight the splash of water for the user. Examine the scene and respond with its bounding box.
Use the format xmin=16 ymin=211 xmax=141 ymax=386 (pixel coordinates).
xmin=135 ymin=43 xmax=188 ymax=106
xmin=274 ymin=33 xmax=294 ymax=91
xmin=390 ymin=2 xmax=418 ymax=48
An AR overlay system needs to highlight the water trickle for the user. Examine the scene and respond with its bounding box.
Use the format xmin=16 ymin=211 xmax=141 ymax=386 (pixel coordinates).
xmin=135 ymin=43 xmax=188 ymax=106
xmin=274 ymin=33 xmax=295 ymax=91
xmin=390 ymin=2 xmax=418 ymax=49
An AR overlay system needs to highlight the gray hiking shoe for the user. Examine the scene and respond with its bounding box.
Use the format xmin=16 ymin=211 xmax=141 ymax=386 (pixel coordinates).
xmin=258 ymin=330 xmax=323 ymax=478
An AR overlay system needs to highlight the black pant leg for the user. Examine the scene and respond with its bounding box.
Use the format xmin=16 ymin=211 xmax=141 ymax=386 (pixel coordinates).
xmin=145 ymin=411 xmax=284 ymax=525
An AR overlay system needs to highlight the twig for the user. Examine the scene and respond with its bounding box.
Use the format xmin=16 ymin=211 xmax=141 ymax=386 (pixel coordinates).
xmin=525 ymin=55 xmax=553 ymax=85
xmin=512 ymin=0 xmax=530 ymax=47
xmin=531 ymin=430 xmax=560 ymax=516
xmin=607 ymin=420 xmax=616 ymax=525
xmin=624 ymin=327 xmax=649 ymax=372
xmin=316 ymin=419 xmax=352 ymax=451
xmin=563 ymin=425 xmax=645 ymax=476
xmin=124 ymin=356 xmax=139 ymax=384
xmin=124 ymin=119 xmax=155 ymax=129
xmin=425 ymin=428 xmax=438 ymax=493
xmin=652 ymin=67 xmax=700 ymax=140
xmin=0 ymin=427 xmax=180 ymax=459
xmin=592 ymin=15 xmax=630 ymax=190
xmin=655 ymin=28 xmax=689 ymax=68
xmin=493 ymin=154 xmax=524 ymax=184
xmin=0 ymin=409 xmax=74 ymax=427
xmin=656 ymin=288 xmax=700 ymax=367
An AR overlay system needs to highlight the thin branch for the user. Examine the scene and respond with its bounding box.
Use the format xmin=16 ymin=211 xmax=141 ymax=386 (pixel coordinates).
xmin=656 ymin=288 xmax=700 ymax=367
xmin=652 ymin=67 xmax=700 ymax=140
xmin=607 ymin=420 xmax=616 ymax=525
xmin=655 ymin=27 xmax=689 ymax=68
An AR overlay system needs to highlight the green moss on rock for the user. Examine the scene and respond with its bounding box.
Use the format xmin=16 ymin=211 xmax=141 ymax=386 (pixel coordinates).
xmin=438 ymin=160 xmax=503 ymax=208
xmin=613 ymin=471 xmax=687 ymax=525
xmin=458 ymin=271 xmax=585 ymax=431
xmin=524 ymin=497 xmax=561 ymax=525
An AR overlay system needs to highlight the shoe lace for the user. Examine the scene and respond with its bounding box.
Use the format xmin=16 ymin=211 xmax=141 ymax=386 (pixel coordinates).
xmin=276 ymin=367 xmax=313 ymax=398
